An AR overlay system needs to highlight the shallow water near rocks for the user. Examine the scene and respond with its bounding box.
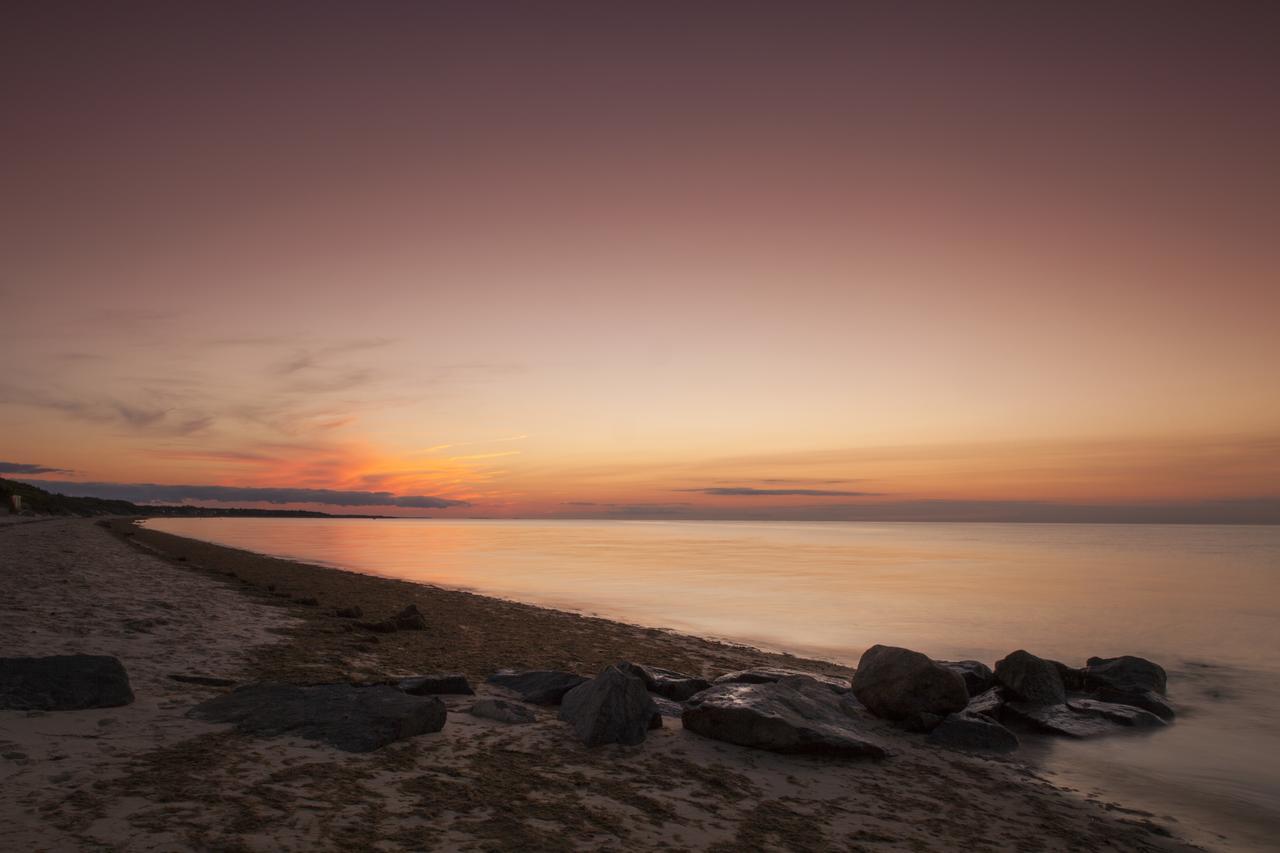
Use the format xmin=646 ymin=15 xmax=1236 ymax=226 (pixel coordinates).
xmin=145 ymin=517 xmax=1280 ymax=849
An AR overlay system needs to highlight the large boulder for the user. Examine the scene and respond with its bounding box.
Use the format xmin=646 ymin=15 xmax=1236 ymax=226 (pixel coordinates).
xmin=558 ymin=665 xmax=657 ymax=747
xmin=713 ymin=667 xmax=851 ymax=695
xmin=189 ymin=683 xmax=446 ymax=752
xmin=851 ymin=645 xmax=968 ymax=727
xmin=994 ymin=650 xmax=1066 ymax=705
xmin=0 ymin=655 xmax=134 ymax=711
xmin=618 ymin=662 xmax=711 ymax=701
xmin=683 ymin=678 xmax=888 ymax=758
xmin=1004 ymin=699 xmax=1165 ymax=738
xmin=927 ymin=712 xmax=1019 ymax=753
xmin=397 ymin=673 xmax=474 ymax=696
xmin=1094 ymin=686 xmax=1176 ymax=721
xmin=1084 ymin=656 xmax=1167 ymax=695
xmin=937 ymin=660 xmax=996 ymax=696
xmin=487 ymin=670 xmax=587 ymax=704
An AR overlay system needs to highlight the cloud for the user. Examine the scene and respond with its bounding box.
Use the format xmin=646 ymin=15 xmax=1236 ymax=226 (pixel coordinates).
xmin=23 ymin=481 xmax=470 ymax=509
xmin=679 ymin=487 xmax=882 ymax=497
xmin=0 ymin=461 xmax=73 ymax=475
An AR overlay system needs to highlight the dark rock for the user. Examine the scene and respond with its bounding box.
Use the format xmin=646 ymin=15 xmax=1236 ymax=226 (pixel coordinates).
xmin=0 ymin=655 xmax=135 ymax=711
xmin=189 ymin=682 xmax=446 ymax=752
xmin=393 ymin=604 xmax=427 ymax=631
xmin=1005 ymin=699 xmax=1164 ymax=738
xmin=937 ymin=660 xmax=996 ymax=696
xmin=469 ymin=698 xmax=536 ymax=724
xmin=398 ymin=673 xmax=474 ymax=696
xmin=927 ymin=712 xmax=1019 ymax=752
xmin=168 ymin=673 xmax=237 ymax=688
xmin=487 ymin=670 xmax=588 ymax=704
xmin=1095 ymin=687 xmax=1176 ymax=721
xmin=651 ymin=695 xmax=685 ymax=718
xmin=1084 ymin=656 xmax=1167 ymax=695
xmin=965 ymin=687 xmax=1006 ymax=719
xmin=618 ymin=662 xmax=711 ymax=701
xmin=333 ymin=606 xmax=363 ymax=619
xmin=1050 ymin=660 xmax=1086 ymax=692
xmin=851 ymin=645 xmax=968 ymax=726
xmin=994 ymin=650 xmax=1066 ymax=705
xmin=683 ymin=678 xmax=888 ymax=758
xmin=558 ymin=665 xmax=657 ymax=747
xmin=713 ymin=667 xmax=851 ymax=695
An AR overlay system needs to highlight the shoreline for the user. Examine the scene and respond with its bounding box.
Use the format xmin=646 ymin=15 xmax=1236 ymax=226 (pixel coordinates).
xmin=2 ymin=517 xmax=1206 ymax=851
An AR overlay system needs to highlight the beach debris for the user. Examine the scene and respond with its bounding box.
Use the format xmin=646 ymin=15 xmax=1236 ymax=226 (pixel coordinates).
xmin=189 ymin=682 xmax=446 ymax=752
xmin=936 ymin=660 xmax=996 ymax=696
xmin=1 ymin=655 xmax=135 ymax=711
xmin=168 ymin=673 xmax=237 ymax=688
xmin=851 ymin=645 xmax=968 ymax=730
xmin=618 ymin=662 xmax=711 ymax=701
xmin=332 ymin=605 xmax=363 ymax=619
xmin=393 ymin=604 xmax=427 ymax=631
xmin=683 ymin=677 xmax=889 ymax=758
xmin=994 ymin=650 xmax=1067 ymax=705
xmin=927 ymin=711 xmax=1020 ymax=752
xmin=487 ymin=670 xmax=587 ymax=704
xmin=558 ymin=664 xmax=658 ymax=747
xmin=713 ymin=667 xmax=851 ymax=695
xmin=397 ymin=673 xmax=475 ymax=695
xmin=469 ymin=698 xmax=536 ymax=724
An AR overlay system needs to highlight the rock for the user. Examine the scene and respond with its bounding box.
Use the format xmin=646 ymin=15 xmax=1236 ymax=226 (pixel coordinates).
xmin=965 ymin=687 xmax=1006 ymax=719
xmin=0 ymin=655 xmax=135 ymax=711
xmin=189 ymin=682 xmax=446 ymax=752
xmin=851 ymin=645 xmax=968 ymax=726
xmin=994 ymin=650 xmax=1065 ymax=705
xmin=683 ymin=678 xmax=888 ymax=758
xmin=487 ymin=670 xmax=588 ymax=704
xmin=333 ymin=606 xmax=363 ymax=619
xmin=618 ymin=662 xmax=711 ymax=701
xmin=1084 ymin=656 xmax=1167 ymax=695
xmin=398 ymin=673 xmax=474 ymax=696
xmin=927 ymin=712 xmax=1019 ymax=752
xmin=393 ymin=604 xmax=427 ymax=631
xmin=168 ymin=673 xmax=237 ymax=688
xmin=937 ymin=660 xmax=996 ymax=696
xmin=1095 ymin=687 xmax=1176 ymax=721
xmin=713 ymin=667 xmax=851 ymax=695
xmin=651 ymin=695 xmax=685 ymax=718
xmin=1005 ymin=699 xmax=1164 ymax=739
xmin=1050 ymin=660 xmax=1086 ymax=692
xmin=558 ymin=665 xmax=657 ymax=747
xmin=469 ymin=698 xmax=536 ymax=724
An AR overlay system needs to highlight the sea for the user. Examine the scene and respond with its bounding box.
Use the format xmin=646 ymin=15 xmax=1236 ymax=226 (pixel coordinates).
xmin=143 ymin=517 xmax=1280 ymax=850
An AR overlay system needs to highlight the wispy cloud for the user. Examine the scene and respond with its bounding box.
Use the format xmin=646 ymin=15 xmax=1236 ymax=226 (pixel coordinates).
xmin=0 ymin=461 xmax=73 ymax=476
xmin=23 ymin=481 xmax=470 ymax=509
xmin=679 ymin=487 xmax=882 ymax=497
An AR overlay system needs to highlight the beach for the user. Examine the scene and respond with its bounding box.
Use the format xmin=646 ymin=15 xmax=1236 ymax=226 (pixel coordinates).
xmin=0 ymin=517 xmax=1208 ymax=852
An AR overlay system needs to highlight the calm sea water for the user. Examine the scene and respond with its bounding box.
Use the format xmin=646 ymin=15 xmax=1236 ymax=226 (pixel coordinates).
xmin=144 ymin=518 xmax=1280 ymax=849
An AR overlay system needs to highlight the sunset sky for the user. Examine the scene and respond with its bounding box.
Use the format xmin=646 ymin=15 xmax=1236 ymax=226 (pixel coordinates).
xmin=3 ymin=4 xmax=1278 ymax=522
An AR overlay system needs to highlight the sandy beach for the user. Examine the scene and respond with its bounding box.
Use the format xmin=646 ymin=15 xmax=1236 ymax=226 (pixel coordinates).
xmin=1 ymin=518 xmax=1202 ymax=852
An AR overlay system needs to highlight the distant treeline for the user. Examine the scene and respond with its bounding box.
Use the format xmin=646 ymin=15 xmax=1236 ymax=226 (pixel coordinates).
xmin=0 ymin=478 xmax=386 ymax=519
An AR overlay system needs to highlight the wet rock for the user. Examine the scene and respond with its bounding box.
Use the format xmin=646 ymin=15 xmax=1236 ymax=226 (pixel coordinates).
xmin=713 ymin=667 xmax=851 ymax=695
xmin=398 ymin=673 xmax=474 ymax=696
xmin=851 ymin=645 xmax=968 ymax=726
xmin=651 ymin=695 xmax=685 ymax=718
xmin=965 ymin=687 xmax=1006 ymax=719
xmin=558 ymin=665 xmax=657 ymax=747
xmin=683 ymin=678 xmax=888 ymax=758
xmin=1084 ymin=656 xmax=1167 ymax=695
xmin=487 ymin=670 xmax=588 ymax=704
xmin=1095 ymin=687 xmax=1176 ymax=721
xmin=938 ymin=660 xmax=996 ymax=696
xmin=1050 ymin=660 xmax=1087 ymax=692
xmin=927 ymin=712 xmax=1019 ymax=752
xmin=469 ymin=698 xmax=536 ymax=724
xmin=994 ymin=650 xmax=1066 ymax=705
xmin=189 ymin=682 xmax=445 ymax=752
xmin=0 ymin=655 xmax=135 ymax=711
xmin=393 ymin=604 xmax=428 ymax=631
xmin=1005 ymin=699 xmax=1163 ymax=738
xmin=619 ymin=662 xmax=711 ymax=701
xmin=332 ymin=606 xmax=363 ymax=619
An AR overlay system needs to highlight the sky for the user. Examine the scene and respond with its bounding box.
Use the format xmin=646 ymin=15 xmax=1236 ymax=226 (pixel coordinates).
xmin=2 ymin=4 xmax=1278 ymax=522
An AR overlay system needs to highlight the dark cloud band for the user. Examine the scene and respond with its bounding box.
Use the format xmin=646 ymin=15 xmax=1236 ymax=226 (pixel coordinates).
xmin=19 ymin=480 xmax=469 ymax=509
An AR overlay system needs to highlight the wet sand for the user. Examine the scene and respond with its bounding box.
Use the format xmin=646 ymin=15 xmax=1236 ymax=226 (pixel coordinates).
xmin=1 ymin=517 xmax=1202 ymax=851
